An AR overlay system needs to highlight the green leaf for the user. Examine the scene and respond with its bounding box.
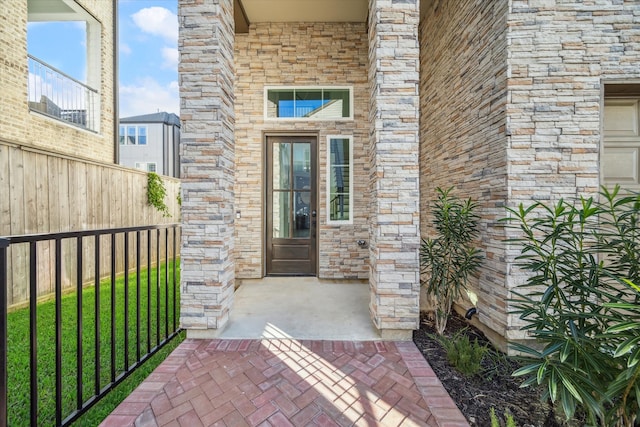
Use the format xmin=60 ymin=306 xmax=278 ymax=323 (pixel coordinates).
xmin=559 ymin=386 xmax=577 ymax=420
xmin=541 ymin=342 xmax=563 ymax=358
xmin=509 ymin=342 xmax=542 ymax=358
xmin=628 ymin=347 xmax=640 ymax=368
xmin=606 ymin=321 xmax=639 ymax=333
xmin=512 ymin=363 xmax=542 ymax=377
xmin=549 ymin=371 xmax=558 ymax=402
xmin=614 ymin=336 xmax=640 ymax=358
xmin=559 ymin=340 xmax=571 ymax=363
xmin=537 ymin=361 xmax=547 ymax=385
xmin=557 ymin=371 xmax=583 ymax=404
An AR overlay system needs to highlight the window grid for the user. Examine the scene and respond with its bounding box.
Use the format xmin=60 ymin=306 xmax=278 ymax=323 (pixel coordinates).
xmin=120 ymin=125 xmax=148 ymax=145
xmin=265 ymin=86 xmax=353 ymax=121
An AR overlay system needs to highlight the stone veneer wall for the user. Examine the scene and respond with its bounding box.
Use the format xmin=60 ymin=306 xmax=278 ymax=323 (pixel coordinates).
xmin=368 ymin=0 xmax=421 ymax=337
xmin=179 ymin=0 xmax=236 ymax=335
xmin=234 ymin=22 xmax=370 ymax=279
xmin=504 ymin=1 xmax=640 ymax=342
xmin=0 ymin=0 xmax=115 ymax=163
xmin=420 ymin=0 xmax=510 ymax=346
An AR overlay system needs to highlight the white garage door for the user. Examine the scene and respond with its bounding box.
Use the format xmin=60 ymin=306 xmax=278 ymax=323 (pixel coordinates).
xmin=603 ymin=98 xmax=640 ymax=191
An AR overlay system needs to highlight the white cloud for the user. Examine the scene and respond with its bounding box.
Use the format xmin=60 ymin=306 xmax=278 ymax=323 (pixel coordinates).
xmin=119 ymin=77 xmax=179 ymax=117
xmin=161 ymin=47 xmax=178 ymax=69
xmin=120 ymin=43 xmax=132 ymax=55
xmin=131 ymin=7 xmax=178 ymax=45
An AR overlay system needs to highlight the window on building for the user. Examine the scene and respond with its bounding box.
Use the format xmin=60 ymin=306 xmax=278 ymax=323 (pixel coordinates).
xmin=327 ymin=136 xmax=353 ymax=223
xmin=138 ymin=126 xmax=147 ymax=145
xmin=603 ymin=84 xmax=640 ymax=192
xmin=135 ymin=162 xmax=157 ymax=173
xmin=127 ymin=126 xmax=137 ymax=144
xmin=121 ymin=125 xmax=148 ymax=145
xmin=265 ymin=87 xmax=352 ymax=120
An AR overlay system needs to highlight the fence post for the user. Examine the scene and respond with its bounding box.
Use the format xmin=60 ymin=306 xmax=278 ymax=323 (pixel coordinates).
xmin=0 ymin=238 xmax=9 ymax=427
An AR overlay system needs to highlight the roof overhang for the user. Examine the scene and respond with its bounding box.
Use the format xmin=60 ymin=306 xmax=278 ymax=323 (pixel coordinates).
xmin=28 ymin=0 xmax=88 ymax=22
xmin=234 ymin=0 xmax=368 ymax=33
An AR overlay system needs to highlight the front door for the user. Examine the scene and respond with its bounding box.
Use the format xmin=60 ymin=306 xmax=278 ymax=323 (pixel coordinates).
xmin=266 ymin=135 xmax=317 ymax=275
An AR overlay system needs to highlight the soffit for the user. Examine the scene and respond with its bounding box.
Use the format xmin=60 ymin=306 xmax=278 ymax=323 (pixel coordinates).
xmin=238 ymin=0 xmax=368 ymax=24
xmin=28 ymin=0 xmax=85 ymax=21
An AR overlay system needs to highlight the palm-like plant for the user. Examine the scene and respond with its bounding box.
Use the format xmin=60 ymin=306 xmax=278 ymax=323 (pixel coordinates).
xmin=507 ymin=186 xmax=640 ymax=426
xmin=420 ymin=187 xmax=484 ymax=335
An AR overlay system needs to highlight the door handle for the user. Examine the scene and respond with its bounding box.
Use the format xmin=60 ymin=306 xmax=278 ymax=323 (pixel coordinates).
xmin=311 ymin=210 xmax=317 ymax=218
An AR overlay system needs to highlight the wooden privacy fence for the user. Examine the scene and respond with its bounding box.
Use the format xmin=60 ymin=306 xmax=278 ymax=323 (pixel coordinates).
xmin=0 ymin=142 xmax=181 ymax=308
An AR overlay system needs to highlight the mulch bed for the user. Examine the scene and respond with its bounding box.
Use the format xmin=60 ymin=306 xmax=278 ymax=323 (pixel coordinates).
xmin=412 ymin=312 xmax=578 ymax=427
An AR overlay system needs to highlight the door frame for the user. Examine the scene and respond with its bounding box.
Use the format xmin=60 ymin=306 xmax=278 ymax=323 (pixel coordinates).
xmin=263 ymin=132 xmax=320 ymax=276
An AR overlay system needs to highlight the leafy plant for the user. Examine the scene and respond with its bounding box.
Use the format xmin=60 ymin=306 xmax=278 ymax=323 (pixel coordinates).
xmin=505 ymin=185 xmax=640 ymax=426
xmin=147 ymin=172 xmax=170 ymax=217
xmin=490 ymin=407 xmax=500 ymax=427
xmin=420 ymin=187 xmax=484 ymax=334
xmin=433 ymin=329 xmax=488 ymax=376
xmin=490 ymin=408 xmax=517 ymax=427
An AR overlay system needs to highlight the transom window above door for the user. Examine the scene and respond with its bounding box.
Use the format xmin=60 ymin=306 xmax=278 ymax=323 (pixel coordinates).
xmin=265 ymin=86 xmax=353 ymax=120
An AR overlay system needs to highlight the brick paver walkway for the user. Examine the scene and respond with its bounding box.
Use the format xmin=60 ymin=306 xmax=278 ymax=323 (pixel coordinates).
xmin=100 ymin=339 xmax=469 ymax=427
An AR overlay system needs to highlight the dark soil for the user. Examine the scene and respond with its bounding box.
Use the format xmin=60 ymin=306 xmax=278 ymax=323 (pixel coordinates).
xmin=413 ymin=312 xmax=576 ymax=427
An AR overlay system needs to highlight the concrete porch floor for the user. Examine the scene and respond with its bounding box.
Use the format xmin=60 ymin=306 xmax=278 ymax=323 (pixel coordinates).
xmin=217 ymin=277 xmax=381 ymax=341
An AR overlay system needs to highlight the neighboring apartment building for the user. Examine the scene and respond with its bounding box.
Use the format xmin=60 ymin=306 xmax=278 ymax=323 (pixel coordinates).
xmin=119 ymin=112 xmax=181 ymax=178
xmin=178 ymin=0 xmax=640 ymax=348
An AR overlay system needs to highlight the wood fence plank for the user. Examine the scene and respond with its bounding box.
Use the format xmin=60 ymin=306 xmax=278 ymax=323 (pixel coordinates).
xmin=0 ymin=145 xmax=11 ymax=237
xmin=9 ymin=148 xmax=26 ymax=305
xmin=33 ymin=153 xmax=52 ymax=296
xmin=57 ymin=158 xmax=75 ymax=288
xmin=0 ymin=145 xmax=12 ymax=307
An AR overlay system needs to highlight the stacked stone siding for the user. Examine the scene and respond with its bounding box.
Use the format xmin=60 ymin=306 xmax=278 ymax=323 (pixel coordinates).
xmin=0 ymin=0 xmax=114 ymax=163
xmin=368 ymin=0 xmax=421 ymax=336
xmin=179 ymin=0 xmax=236 ymax=335
xmin=234 ymin=22 xmax=370 ymax=279
xmin=504 ymin=1 xmax=640 ymax=341
xmin=420 ymin=0 xmax=510 ymax=344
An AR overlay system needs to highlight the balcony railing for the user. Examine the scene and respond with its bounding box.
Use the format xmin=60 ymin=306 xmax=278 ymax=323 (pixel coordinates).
xmin=28 ymin=55 xmax=99 ymax=133
xmin=0 ymin=224 xmax=181 ymax=426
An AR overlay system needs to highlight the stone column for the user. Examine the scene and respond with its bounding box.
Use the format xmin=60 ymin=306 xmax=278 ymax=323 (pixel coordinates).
xmin=367 ymin=0 xmax=421 ymax=339
xmin=178 ymin=0 xmax=235 ymax=338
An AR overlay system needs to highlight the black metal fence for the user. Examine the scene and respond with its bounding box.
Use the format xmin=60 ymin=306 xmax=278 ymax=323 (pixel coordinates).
xmin=0 ymin=224 xmax=182 ymax=426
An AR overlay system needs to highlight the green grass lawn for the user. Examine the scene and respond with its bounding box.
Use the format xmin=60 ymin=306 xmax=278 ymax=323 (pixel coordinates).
xmin=6 ymin=261 xmax=183 ymax=426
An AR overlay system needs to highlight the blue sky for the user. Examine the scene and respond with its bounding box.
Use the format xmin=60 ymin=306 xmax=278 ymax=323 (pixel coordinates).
xmin=27 ymin=0 xmax=179 ymax=118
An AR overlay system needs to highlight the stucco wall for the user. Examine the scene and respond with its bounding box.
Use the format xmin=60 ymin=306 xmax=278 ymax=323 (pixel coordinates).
xmin=504 ymin=1 xmax=640 ymax=341
xmin=0 ymin=0 xmax=115 ymax=163
xmin=234 ymin=22 xmax=370 ymax=279
xmin=420 ymin=0 xmax=510 ymax=344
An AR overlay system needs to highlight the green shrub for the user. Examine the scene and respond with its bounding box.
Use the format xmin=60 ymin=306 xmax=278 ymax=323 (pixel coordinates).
xmin=505 ymin=185 xmax=640 ymax=426
xmin=420 ymin=187 xmax=484 ymax=335
xmin=434 ymin=329 xmax=488 ymax=376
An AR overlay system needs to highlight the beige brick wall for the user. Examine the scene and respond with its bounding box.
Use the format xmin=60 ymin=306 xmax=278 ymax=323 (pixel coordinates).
xmin=234 ymin=22 xmax=370 ymax=279
xmin=504 ymin=1 xmax=640 ymax=342
xmin=0 ymin=0 xmax=115 ymax=163
xmin=420 ymin=0 xmax=510 ymax=342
